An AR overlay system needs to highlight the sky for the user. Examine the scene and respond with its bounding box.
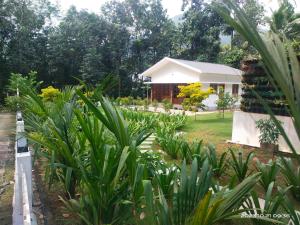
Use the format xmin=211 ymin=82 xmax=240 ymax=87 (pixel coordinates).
xmin=51 ymin=0 xmax=300 ymax=17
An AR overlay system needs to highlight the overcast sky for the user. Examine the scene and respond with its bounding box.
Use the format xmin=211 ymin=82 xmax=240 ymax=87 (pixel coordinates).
xmin=51 ymin=0 xmax=299 ymax=18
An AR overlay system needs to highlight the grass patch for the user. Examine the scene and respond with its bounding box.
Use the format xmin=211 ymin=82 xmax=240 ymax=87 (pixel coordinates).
xmin=182 ymin=112 xmax=233 ymax=144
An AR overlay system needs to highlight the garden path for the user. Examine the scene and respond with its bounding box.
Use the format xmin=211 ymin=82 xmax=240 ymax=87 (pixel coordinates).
xmin=147 ymin=106 xmax=218 ymax=116
xmin=0 ymin=113 xmax=15 ymax=225
xmin=140 ymin=134 xmax=156 ymax=153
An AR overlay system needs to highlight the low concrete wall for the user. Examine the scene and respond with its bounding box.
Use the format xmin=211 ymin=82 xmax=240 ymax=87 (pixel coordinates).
xmin=231 ymin=111 xmax=300 ymax=153
xmin=13 ymin=112 xmax=37 ymax=225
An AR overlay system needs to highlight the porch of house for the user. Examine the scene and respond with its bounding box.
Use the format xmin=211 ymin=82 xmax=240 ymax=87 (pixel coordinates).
xmin=151 ymin=83 xmax=184 ymax=104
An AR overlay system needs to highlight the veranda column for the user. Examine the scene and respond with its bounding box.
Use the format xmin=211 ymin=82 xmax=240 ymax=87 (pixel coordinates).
xmin=170 ymin=84 xmax=173 ymax=104
xmin=150 ymin=84 xmax=153 ymax=103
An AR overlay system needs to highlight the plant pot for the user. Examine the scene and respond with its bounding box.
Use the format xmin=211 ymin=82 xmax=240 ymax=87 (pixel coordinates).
xmin=260 ymin=143 xmax=278 ymax=152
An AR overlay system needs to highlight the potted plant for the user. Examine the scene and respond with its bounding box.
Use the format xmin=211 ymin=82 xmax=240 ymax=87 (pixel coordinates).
xmin=255 ymin=118 xmax=281 ymax=152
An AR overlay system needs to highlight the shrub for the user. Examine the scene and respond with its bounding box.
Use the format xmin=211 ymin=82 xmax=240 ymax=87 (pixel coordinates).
xmin=205 ymin=144 xmax=228 ymax=177
xmin=216 ymin=87 xmax=238 ymax=118
xmin=158 ymin=134 xmax=182 ymax=159
xmin=39 ymin=86 xmax=61 ymax=101
xmin=244 ymin=182 xmax=290 ymax=225
xmin=153 ymin=164 xmax=179 ymax=200
xmin=4 ymin=95 xmax=24 ymax=111
xmin=190 ymin=140 xmax=207 ymax=170
xmin=180 ymin=141 xmax=193 ymax=162
xmin=162 ymin=98 xmax=173 ymax=113
xmin=279 ymin=157 xmax=300 ymax=201
xmin=256 ymin=118 xmax=281 ymax=145
xmin=133 ymin=97 xmax=143 ymax=106
xmin=152 ymin=99 xmax=159 ymax=111
xmin=116 ymin=96 xmax=134 ymax=106
xmin=142 ymin=98 xmax=149 ymax=111
xmin=255 ymin=159 xmax=280 ymax=192
xmin=229 ymin=149 xmax=254 ymax=182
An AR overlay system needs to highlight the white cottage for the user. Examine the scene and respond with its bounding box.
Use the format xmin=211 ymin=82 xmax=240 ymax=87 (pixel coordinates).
xmin=142 ymin=57 xmax=243 ymax=109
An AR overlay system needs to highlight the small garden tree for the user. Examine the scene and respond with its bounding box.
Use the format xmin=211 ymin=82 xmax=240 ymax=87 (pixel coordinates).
xmin=5 ymin=71 xmax=41 ymax=111
xmin=216 ymin=87 xmax=238 ymax=118
xmin=177 ymin=82 xmax=213 ymax=120
xmin=39 ymin=86 xmax=61 ymax=102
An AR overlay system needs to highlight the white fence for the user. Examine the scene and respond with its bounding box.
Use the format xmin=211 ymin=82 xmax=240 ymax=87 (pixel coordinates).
xmin=13 ymin=112 xmax=37 ymax=225
xmin=231 ymin=111 xmax=300 ymax=154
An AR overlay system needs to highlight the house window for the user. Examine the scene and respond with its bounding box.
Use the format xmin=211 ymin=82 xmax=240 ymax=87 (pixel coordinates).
xmin=210 ymin=83 xmax=218 ymax=93
xmin=232 ymin=84 xmax=239 ymax=96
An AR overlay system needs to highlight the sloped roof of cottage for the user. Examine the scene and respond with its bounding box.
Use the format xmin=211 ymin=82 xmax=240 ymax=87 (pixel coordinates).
xmin=141 ymin=57 xmax=242 ymax=77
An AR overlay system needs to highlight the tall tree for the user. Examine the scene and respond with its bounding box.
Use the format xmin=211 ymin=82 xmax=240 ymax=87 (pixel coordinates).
xmin=102 ymin=0 xmax=177 ymax=96
xmin=0 ymin=0 xmax=56 ymax=102
xmin=268 ymin=0 xmax=300 ymax=41
xmin=180 ymin=0 xmax=224 ymax=62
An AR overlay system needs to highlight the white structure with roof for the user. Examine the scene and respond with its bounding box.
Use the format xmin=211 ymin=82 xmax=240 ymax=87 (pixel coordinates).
xmin=142 ymin=57 xmax=242 ymax=109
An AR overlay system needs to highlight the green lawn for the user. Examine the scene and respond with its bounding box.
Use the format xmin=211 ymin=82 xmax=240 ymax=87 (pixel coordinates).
xmin=182 ymin=111 xmax=233 ymax=145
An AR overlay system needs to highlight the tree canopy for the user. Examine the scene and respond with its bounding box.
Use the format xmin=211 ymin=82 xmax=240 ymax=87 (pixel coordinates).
xmin=0 ymin=0 xmax=273 ymax=103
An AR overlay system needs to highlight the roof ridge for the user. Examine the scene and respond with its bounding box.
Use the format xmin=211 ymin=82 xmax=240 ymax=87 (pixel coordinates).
xmin=169 ymin=57 xmax=234 ymax=68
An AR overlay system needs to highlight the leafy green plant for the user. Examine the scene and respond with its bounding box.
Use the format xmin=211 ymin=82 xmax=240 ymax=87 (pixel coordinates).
xmin=255 ymin=159 xmax=280 ymax=192
xmin=205 ymin=144 xmax=228 ymax=177
xmin=153 ymin=165 xmax=179 ymax=201
xmin=39 ymin=86 xmax=61 ymax=101
xmin=152 ymin=99 xmax=159 ymax=111
xmin=6 ymin=71 xmax=41 ymax=95
xmin=243 ymin=182 xmax=290 ymax=225
xmin=188 ymin=173 xmax=263 ymax=225
xmin=142 ymin=159 xmax=213 ymax=225
xmin=279 ymin=157 xmax=300 ymax=201
xmin=256 ymin=118 xmax=281 ymax=145
xmin=281 ymin=194 xmax=300 ymax=225
xmin=216 ymin=87 xmax=237 ymax=118
xmin=190 ymin=140 xmax=207 ymax=170
xmin=4 ymin=95 xmax=24 ymax=111
xmin=177 ymin=83 xmax=213 ymax=120
xmin=25 ymin=87 xmax=81 ymax=198
xmin=229 ymin=149 xmax=254 ymax=182
xmin=162 ymin=98 xmax=173 ymax=113
xmin=117 ymin=96 xmax=133 ymax=106
xmin=180 ymin=141 xmax=193 ymax=162
xmin=158 ymin=134 xmax=182 ymax=159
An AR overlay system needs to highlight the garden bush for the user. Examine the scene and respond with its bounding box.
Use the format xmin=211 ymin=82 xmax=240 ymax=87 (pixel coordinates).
xmin=39 ymin=86 xmax=61 ymax=101
xmin=279 ymin=157 xmax=300 ymax=201
xmin=255 ymin=160 xmax=280 ymax=192
xmin=205 ymin=144 xmax=228 ymax=177
xmin=21 ymin=86 xmax=289 ymax=225
xmin=5 ymin=95 xmax=24 ymax=111
xmin=229 ymin=148 xmax=254 ymax=182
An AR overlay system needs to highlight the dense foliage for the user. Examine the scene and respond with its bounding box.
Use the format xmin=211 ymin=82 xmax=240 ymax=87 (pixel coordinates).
xmin=0 ymin=0 xmax=230 ymax=104
xmin=256 ymin=118 xmax=281 ymax=145
xmin=21 ymin=85 xmax=299 ymax=225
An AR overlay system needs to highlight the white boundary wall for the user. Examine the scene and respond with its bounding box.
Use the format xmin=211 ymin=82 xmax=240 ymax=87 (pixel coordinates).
xmin=231 ymin=111 xmax=300 ymax=153
xmin=12 ymin=113 xmax=37 ymax=225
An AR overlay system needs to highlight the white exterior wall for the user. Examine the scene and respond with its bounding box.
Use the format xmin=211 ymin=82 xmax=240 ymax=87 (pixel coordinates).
xmin=149 ymin=63 xmax=200 ymax=84
xmin=231 ymin=111 xmax=300 ymax=153
xmin=202 ymin=83 xmax=218 ymax=109
xmin=199 ymin=73 xmax=241 ymax=84
xmin=202 ymin=83 xmax=241 ymax=110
